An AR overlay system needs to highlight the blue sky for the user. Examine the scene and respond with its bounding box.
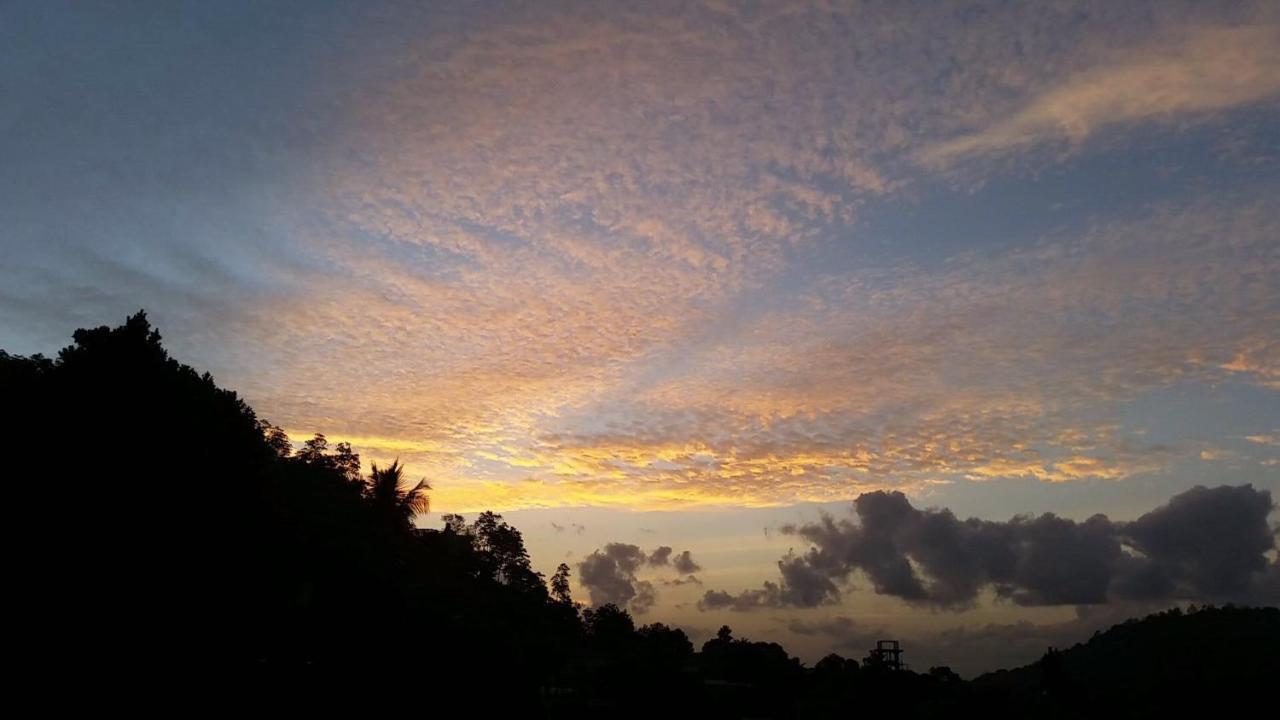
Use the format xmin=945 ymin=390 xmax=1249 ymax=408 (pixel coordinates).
xmin=2 ymin=0 xmax=1277 ymax=675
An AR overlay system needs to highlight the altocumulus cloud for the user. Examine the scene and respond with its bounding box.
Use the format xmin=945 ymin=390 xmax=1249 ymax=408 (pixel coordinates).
xmin=6 ymin=0 xmax=1279 ymax=515
xmin=918 ymin=16 xmax=1280 ymax=167
xmin=701 ymin=485 xmax=1280 ymax=611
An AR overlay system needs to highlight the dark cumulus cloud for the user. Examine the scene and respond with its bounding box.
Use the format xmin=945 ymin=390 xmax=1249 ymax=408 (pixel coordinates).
xmin=673 ymin=549 xmax=703 ymax=574
xmin=663 ymin=575 xmax=703 ymax=587
xmin=701 ymin=484 xmax=1279 ymax=611
xmin=579 ymin=543 xmax=703 ymax=613
xmin=699 ymin=554 xmax=839 ymax=611
xmin=649 ymin=546 xmax=673 ymax=566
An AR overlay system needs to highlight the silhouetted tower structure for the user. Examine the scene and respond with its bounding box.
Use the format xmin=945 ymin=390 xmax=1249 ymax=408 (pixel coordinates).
xmin=871 ymin=640 xmax=905 ymax=671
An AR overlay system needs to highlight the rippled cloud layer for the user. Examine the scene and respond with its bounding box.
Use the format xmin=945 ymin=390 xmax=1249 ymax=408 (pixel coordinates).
xmin=3 ymin=0 xmax=1277 ymax=512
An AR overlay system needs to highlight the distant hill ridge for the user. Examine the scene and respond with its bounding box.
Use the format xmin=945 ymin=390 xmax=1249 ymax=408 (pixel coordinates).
xmin=973 ymin=605 xmax=1279 ymax=717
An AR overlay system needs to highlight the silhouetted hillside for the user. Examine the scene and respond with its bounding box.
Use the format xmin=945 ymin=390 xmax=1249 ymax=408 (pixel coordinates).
xmin=973 ymin=605 xmax=1280 ymax=718
xmin=3 ymin=312 xmax=576 ymax=708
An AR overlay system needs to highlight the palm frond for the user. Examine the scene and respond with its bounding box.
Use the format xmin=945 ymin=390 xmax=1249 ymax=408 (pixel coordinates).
xmin=402 ymin=478 xmax=432 ymax=516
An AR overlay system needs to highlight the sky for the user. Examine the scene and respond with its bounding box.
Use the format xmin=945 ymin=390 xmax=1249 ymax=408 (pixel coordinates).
xmin=2 ymin=0 xmax=1278 ymax=676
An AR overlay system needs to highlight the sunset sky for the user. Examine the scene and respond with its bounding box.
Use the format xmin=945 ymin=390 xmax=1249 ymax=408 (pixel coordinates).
xmin=3 ymin=0 xmax=1278 ymax=675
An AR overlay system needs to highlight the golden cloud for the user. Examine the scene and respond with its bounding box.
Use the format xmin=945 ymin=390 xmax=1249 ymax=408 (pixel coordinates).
xmin=215 ymin=3 xmax=1280 ymax=512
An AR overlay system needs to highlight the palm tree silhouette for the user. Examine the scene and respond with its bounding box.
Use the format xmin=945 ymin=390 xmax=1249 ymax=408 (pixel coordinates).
xmin=365 ymin=460 xmax=431 ymax=527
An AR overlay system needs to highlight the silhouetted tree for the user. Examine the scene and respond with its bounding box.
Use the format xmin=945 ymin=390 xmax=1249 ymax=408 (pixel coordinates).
xmin=637 ymin=622 xmax=693 ymax=663
xmin=261 ymin=421 xmax=294 ymax=457
xmin=472 ymin=511 xmax=546 ymax=596
xmin=550 ymin=562 xmax=573 ymax=604
xmin=584 ymin=603 xmax=636 ymax=651
xmin=365 ymin=459 xmax=431 ymax=528
xmin=814 ymin=653 xmax=859 ymax=676
xmin=297 ymin=432 xmax=362 ymax=481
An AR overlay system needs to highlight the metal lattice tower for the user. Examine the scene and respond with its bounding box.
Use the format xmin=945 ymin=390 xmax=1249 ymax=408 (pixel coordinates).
xmin=871 ymin=640 xmax=905 ymax=671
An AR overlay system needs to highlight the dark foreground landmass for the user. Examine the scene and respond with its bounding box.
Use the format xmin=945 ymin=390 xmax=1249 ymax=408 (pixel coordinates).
xmin=3 ymin=312 xmax=1276 ymax=716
